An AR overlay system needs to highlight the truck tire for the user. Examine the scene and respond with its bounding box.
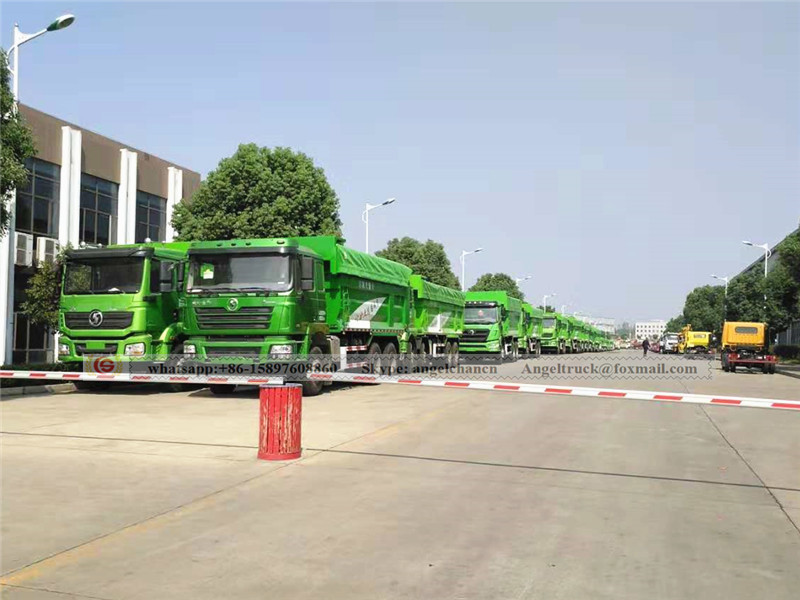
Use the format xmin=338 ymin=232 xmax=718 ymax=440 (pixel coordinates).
xmin=367 ymin=342 xmax=381 ymax=375
xmin=381 ymin=342 xmax=398 ymax=377
xmin=302 ymin=346 xmax=325 ymax=397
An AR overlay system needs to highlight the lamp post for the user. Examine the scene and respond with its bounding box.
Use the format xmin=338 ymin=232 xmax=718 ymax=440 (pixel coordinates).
xmin=460 ymin=248 xmax=483 ymax=292
xmin=742 ymin=240 xmax=772 ymax=319
xmin=542 ymin=293 xmax=556 ymax=311
xmin=711 ymin=274 xmax=729 ymax=322
xmin=560 ymin=304 xmax=570 ymax=314
xmin=515 ymin=275 xmax=531 ymax=284
xmin=0 ymin=14 xmax=76 ymax=365
xmin=361 ymin=197 xmax=395 ymax=254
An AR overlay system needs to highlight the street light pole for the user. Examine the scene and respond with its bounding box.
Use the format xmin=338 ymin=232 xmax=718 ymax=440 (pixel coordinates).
xmin=711 ymin=274 xmax=729 ymax=321
xmin=361 ymin=197 xmax=395 ymax=254
xmin=0 ymin=14 xmax=76 ymax=365
xmin=460 ymin=247 xmax=483 ymax=292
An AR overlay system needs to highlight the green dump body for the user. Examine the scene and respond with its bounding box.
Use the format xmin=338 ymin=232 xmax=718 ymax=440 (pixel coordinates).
xmin=408 ymin=275 xmax=465 ymax=343
xmin=461 ymin=291 xmax=522 ymax=355
xmin=58 ymin=242 xmax=190 ymax=364
xmin=521 ymin=303 xmax=544 ymax=354
xmin=181 ymin=236 xmax=413 ymax=359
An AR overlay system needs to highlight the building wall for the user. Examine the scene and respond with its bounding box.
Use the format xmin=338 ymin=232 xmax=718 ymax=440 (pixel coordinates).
xmin=635 ymin=321 xmax=666 ymax=340
xmin=5 ymin=105 xmax=202 ymax=364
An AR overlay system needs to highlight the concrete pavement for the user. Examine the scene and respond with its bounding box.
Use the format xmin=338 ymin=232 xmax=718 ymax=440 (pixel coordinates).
xmin=2 ymin=363 xmax=799 ymax=599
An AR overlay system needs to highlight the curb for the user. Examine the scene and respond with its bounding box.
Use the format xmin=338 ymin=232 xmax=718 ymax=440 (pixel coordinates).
xmin=1 ymin=383 xmax=75 ymax=398
xmin=776 ymin=367 xmax=800 ymax=380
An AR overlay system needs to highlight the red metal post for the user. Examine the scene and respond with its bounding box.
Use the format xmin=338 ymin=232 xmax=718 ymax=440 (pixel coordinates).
xmin=258 ymin=384 xmax=302 ymax=460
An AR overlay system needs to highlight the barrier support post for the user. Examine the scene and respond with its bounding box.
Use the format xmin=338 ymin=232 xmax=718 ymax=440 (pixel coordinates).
xmin=258 ymin=384 xmax=302 ymax=460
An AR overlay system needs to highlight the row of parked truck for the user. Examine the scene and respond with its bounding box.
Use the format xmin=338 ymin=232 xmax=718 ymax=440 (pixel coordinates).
xmin=57 ymin=236 xmax=614 ymax=394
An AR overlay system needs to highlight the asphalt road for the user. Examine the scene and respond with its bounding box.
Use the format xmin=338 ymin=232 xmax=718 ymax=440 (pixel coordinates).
xmin=1 ymin=355 xmax=799 ymax=599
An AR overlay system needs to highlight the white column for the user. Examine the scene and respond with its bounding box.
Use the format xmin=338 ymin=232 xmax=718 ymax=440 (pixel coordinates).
xmin=124 ymin=151 xmax=138 ymax=243
xmin=116 ymin=149 xmax=130 ymax=244
xmin=165 ymin=166 xmax=183 ymax=242
xmin=0 ymin=194 xmax=16 ymax=365
xmin=57 ymin=126 xmax=73 ymax=246
xmin=67 ymin=129 xmax=82 ymax=246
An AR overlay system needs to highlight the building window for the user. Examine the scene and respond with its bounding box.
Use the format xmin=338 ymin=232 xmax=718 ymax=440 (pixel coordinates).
xmin=135 ymin=191 xmax=167 ymax=242
xmin=80 ymin=174 xmax=118 ymax=245
xmin=16 ymin=158 xmax=60 ymax=236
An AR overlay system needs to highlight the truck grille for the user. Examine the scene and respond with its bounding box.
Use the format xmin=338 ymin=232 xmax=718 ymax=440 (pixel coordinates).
xmin=195 ymin=307 xmax=273 ymax=330
xmin=204 ymin=346 xmax=263 ymax=357
xmin=64 ymin=312 xmax=133 ymax=330
xmin=462 ymin=329 xmax=490 ymax=343
xmin=74 ymin=343 xmax=116 ymax=356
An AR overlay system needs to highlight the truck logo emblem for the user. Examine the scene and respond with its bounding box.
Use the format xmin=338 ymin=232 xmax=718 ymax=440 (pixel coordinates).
xmin=226 ymin=298 xmax=239 ymax=311
xmin=89 ymin=310 xmax=104 ymax=327
xmin=468 ymin=329 xmax=475 ymax=335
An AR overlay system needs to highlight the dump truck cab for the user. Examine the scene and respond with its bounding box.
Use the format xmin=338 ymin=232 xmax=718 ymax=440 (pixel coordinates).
xmin=58 ymin=242 xmax=189 ymax=365
xmin=720 ymin=322 xmax=776 ymax=374
xmin=540 ymin=311 xmax=567 ymax=354
xmin=461 ymin=291 xmax=521 ymax=359
xmin=181 ymin=238 xmax=329 ymax=361
xmin=677 ymin=325 xmax=711 ymax=354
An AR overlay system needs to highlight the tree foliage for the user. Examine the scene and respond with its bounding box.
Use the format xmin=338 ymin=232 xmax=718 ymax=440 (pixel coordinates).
xmin=172 ymin=144 xmax=341 ymax=241
xmin=0 ymin=50 xmax=36 ymax=237
xmin=665 ymin=315 xmax=686 ymax=333
xmin=376 ymin=237 xmax=459 ymax=289
xmin=21 ymin=251 xmax=67 ymax=333
xmin=681 ymin=285 xmax=725 ymax=335
xmin=469 ymin=273 xmax=524 ymax=300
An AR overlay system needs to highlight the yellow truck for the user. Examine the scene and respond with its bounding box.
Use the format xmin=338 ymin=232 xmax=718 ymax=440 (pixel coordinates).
xmin=677 ymin=325 xmax=712 ymax=354
xmin=720 ymin=322 xmax=776 ymax=374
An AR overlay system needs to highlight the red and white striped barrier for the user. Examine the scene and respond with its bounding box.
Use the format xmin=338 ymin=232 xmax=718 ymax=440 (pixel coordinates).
xmin=306 ymin=371 xmax=800 ymax=412
xmin=2 ymin=369 xmax=798 ymax=411
xmin=0 ymin=370 xmax=284 ymax=386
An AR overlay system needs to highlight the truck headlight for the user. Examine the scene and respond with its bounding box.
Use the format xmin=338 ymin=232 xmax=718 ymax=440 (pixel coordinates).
xmin=183 ymin=344 xmax=196 ymax=355
xmin=270 ymin=344 xmax=293 ymax=356
xmin=58 ymin=343 xmax=70 ymax=356
xmin=124 ymin=343 xmax=145 ymax=356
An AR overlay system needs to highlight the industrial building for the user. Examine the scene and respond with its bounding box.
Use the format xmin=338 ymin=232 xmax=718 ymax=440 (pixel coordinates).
xmin=1 ymin=105 xmax=201 ymax=363
xmin=635 ymin=320 xmax=667 ymax=341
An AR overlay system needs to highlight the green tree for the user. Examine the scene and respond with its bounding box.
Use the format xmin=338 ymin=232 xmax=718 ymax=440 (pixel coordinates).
xmin=665 ymin=315 xmax=685 ymax=333
xmin=376 ymin=237 xmax=459 ymax=289
xmin=0 ymin=49 xmax=36 ymax=237
xmin=469 ymin=273 xmax=524 ymax=300
xmin=21 ymin=252 xmax=66 ymax=333
xmin=172 ymin=144 xmax=341 ymax=241
xmin=681 ymin=285 xmax=725 ymax=335
xmin=727 ymin=270 xmax=764 ymax=323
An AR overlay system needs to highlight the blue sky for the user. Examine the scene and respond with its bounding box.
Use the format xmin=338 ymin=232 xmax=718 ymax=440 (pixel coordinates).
xmin=4 ymin=2 xmax=798 ymax=323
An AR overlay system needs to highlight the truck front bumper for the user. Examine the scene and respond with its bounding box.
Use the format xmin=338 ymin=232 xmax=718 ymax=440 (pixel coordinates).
xmin=58 ymin=333 xmax=158 ymax=364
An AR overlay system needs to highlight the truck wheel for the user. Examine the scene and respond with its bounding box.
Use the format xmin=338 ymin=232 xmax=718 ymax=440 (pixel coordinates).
xmin=209 ymin=384 xmax=236 ymax=395
xmin=165 ymin=343 xmax=193 ymax=392
xmin=302 ymin=346 xmax=325 ymax=396
xmin=769 ymin=364 xmax=776 ymax=374
xmin=729 ymin=364 xmax=736 ymax=373
xmin=450 ymin=342 xmax=460 ymax=367
xmin=381 ymin=343 xmax=398 ymax=377
xmin=367 ymin=342 xmax=381 ymax=375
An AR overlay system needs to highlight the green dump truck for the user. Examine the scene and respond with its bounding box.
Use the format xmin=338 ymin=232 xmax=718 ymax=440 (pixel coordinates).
xmin=460 ymin=291 xmax=522 ymax=359
xmin=409 ymin=274 xmax=465 ymax=366
xmin=540 ymin=311 xmax=569 ymax=354
xmin=58 ymin=242 xmax=190 ymax=385
xmin=181 ymin=236 xmax=466 ymax=395
xmin=520 ymin=302 xmax=543 ymax=356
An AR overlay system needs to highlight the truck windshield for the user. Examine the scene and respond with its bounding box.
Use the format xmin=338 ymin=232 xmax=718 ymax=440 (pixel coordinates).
xmin=464 ymin=306 xmax=499 ymax=324
xmin=63 ymin=258 xmax=144 ymax=294
xmin=542 ymin=318 xmax=556 ymax=329
xmin=187 ymin=254 xmax=292 ymax=292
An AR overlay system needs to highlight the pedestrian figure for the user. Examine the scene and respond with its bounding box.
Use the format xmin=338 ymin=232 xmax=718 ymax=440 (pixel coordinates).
xmin=642 ymin=338 xmax=650 ymax=357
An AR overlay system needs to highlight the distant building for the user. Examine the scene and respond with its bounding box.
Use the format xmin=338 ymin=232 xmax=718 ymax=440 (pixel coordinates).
xmin=575 ymin=315 xmax=615 ymax=335
xmin=635 ymin=320 xmax=666 ymax=340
